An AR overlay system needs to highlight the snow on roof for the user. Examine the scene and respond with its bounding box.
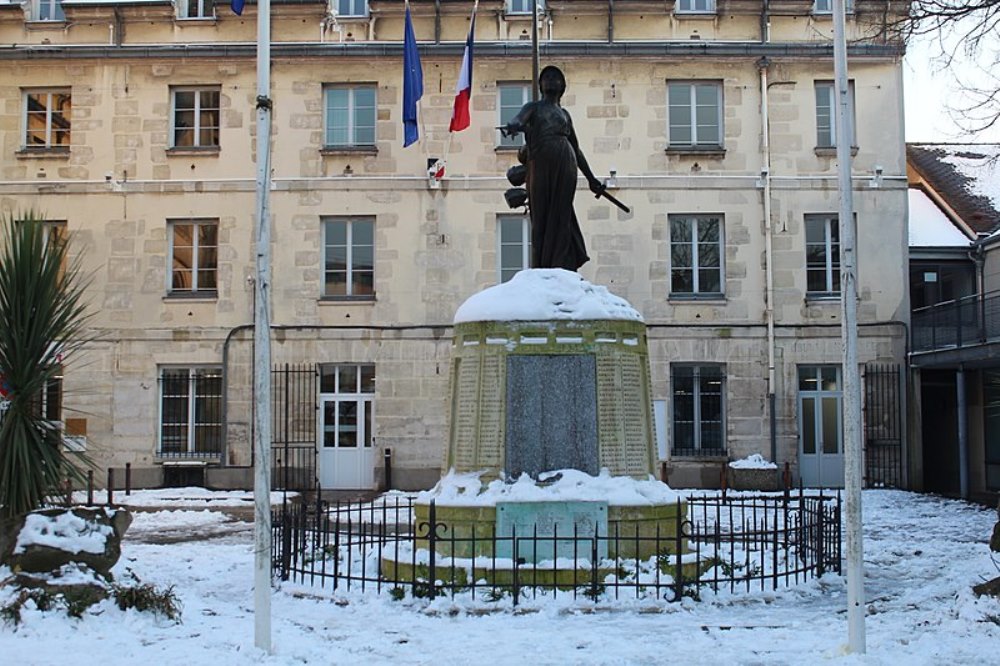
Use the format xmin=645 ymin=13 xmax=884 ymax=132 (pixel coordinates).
xmin=908 ymin=143 xmax=1000 ymax=234
xmin=937 ymin=144 xmax=1000 ymax=212
xmin=908 ymin=188 xmax=972 ymax=248
xmin=454 ymin=268 xmax=643 ymax=324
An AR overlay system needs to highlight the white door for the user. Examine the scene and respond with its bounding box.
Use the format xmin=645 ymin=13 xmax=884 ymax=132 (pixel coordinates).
xmin=798 ymin=366 xmax=844 ymax=488
xmin=318 ymin=364 xmax=375 ymax=490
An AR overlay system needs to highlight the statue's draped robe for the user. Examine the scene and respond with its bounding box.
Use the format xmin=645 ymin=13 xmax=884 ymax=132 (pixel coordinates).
xmin=523 ymin=101 xmax=590 ymax=271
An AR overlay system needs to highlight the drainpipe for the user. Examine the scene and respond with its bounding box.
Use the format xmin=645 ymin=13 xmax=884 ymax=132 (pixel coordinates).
xmin=607 ymin=0 xmax=614 ymax=43
xmin=758 ymin=56 xmax=778 ymax=465
xmin=957 ymin=365 xmax=969 ymax=498
xmin=435 ymin=0 xmax=441 ymax=44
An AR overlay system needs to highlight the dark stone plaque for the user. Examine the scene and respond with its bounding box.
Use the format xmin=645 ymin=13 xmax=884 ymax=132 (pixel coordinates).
xmin=505 ymin=354 xmax=598 ymax=478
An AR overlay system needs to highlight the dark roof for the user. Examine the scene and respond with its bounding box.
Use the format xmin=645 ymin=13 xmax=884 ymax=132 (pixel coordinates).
xmin=907 ymin=143 xmax=1000 ymax=235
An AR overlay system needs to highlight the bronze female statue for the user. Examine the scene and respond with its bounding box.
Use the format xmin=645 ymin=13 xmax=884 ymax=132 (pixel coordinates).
xmin=503 ymin=66 xmax=605 ymax=272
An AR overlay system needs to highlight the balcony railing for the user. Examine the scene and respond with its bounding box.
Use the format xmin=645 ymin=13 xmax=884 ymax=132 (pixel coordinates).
xmin=911 ymin=290 xmax=1000 ymax=353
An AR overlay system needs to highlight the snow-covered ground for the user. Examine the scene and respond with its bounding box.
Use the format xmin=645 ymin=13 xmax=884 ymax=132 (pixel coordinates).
xmin=2 ymin=489 xmax=998 ymax=665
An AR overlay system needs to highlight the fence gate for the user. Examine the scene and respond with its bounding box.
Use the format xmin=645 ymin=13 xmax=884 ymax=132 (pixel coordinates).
xmin=863 ymin=363 xmax=906 ymax=489
xmin=272 ymin=363 xmax=318 ymax=492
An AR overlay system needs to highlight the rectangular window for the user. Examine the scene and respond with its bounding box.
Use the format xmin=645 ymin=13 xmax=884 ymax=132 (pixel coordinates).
xmin=805 ymin=214 xmax=840 ymax=296
xmin=815 ymin=81 xmax=856 ymax=148
xmin=32 ymin=0 xmax=64 ymax=21
xmin=669 ymin=214 xmax=723 ymax=297
xmin=671 ymin=365 xmax=725 ymax=456
xmin=168 ymin=219 xmax=218 ymax=296
xmin=23 ymin=89 xmax=71 ymax=150
xmin=498 ymin=215 xmax=531 ymax=283
xmin=677 ymin=0 xmax=715 ymax=13
xmin=323 ymin=217 xmax=375 ymax=298
xmin=336 ymin=0 xmax=369 ymax=17
xmin=667 ymin=81 xmax=722 ymax=148
xmin=324 ymin=85 xmax=376 ymax=148
xmin=507 ymin=0 xmax=544 ymax=14
xmin=319 ymin=364 xmax=375 ymax=452
xmin=178 ymin=0 xmax=212 ymax=19
xmin=171 ymin=87 xmax=220 ymax=149
xmin=30 ymin=367 xmax=63 ymax=424
xmin=159 ymin=367 xmax=223 ymax=458
xmin=498 ymin=83 xmax=531 ymax=148
xmin=813 ymin=0 xmax=853 ymax=13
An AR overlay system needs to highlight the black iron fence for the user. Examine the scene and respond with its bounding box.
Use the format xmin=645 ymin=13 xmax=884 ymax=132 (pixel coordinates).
xmin=271 ymin=364 xmax=317 ymax=493
xmin=272 ymin=490 xmax=841 ymax=604
xmin=912 ymin=290 xmax=1000 ymax=353
xmin=864 ymin=363 xmax=905 ymax=489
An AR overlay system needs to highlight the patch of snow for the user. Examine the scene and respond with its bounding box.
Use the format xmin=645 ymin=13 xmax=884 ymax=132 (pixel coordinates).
xmin=71 ymin=487 xmax=293 ymax=508
xmin=14 ymin=511 xmax=112 ymax=555
xmin=938 ymin=144 xmax=1000 ymax=214
xmin=908 ymin=188 xmax=972 ymax=247
xmin=728 ymin=454 xmax=778 ymax=470
xmin=417 ymin=468 xmax=679 ymax=507
xmin=1 ymin=490 xmax=999 ymax=664
xmin=454 ymin=269 xmax=643 ymax=324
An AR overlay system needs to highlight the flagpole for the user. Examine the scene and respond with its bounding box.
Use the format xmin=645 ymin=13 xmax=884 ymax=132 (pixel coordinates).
xmin=252 ymin=0 xmax=274 ymax=654
xmin=531 ymin=0 xmax=539 ymax=101
xmin=833 ymin=0 xmax=865 ymax=654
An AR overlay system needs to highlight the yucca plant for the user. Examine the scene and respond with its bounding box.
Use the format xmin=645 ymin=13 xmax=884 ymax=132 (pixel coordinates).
xmin=0 ymin=212 xmax=92 ymax=520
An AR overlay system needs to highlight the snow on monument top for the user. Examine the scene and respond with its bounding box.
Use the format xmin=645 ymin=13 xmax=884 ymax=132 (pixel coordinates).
xmin=454 ymin=269 xmax=643 ymax=324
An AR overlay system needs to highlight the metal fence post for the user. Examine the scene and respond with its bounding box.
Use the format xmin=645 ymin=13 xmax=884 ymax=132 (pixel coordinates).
xmin=107 ymin=468 xmax=114 ymax=506
xmin=87 ymin=469 xmax=94 ymax=506
xmin=125 ymin=462 xmax=132 ymax=496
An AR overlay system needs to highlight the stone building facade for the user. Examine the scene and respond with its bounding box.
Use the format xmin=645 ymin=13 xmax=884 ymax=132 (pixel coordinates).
xmin=0 ymin=0 xmax=910 ymax=490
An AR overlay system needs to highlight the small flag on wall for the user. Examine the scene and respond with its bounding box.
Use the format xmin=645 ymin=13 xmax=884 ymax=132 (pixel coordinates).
xmin=402 ymin=3 xmax=424 ymax=147
xmin=231 ymin=0 xmax=245 ymax=15
xmin=449 ymin=8 xmax=476 ymax=132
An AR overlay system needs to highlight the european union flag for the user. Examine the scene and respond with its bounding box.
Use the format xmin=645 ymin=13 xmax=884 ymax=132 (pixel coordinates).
xmin=402 ymin=5 xmax=423 ymax=148
xmin=231 ymin=0 xmax=245 ymax=15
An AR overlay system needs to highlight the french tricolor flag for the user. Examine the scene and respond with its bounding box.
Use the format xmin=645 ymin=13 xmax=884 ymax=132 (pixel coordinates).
xmin=449 ymin=12 xmax=476 ymax=132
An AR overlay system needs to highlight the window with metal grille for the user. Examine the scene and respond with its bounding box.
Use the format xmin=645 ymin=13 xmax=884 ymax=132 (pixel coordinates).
xmin=23 ymin=89 xmax=71 ymax=150
xmin=507 ymin=0 xmax=544 ymax=14
xmin=324 ymin=85 xmax=376 ymax=148
xmin=322 ymin=217 xmax=375 ymax=298
xmin=170 ymin=87 xmax=220 ymax=149
xmin=158 ymin=367 xmax=223 ymax=458
xmin=671 ymin=365 xmax=725 ymax=456
xmin=669 ymin=214 xmax=723 ymax=297
xmin=168 ymin=219 xmax=218 ymax=296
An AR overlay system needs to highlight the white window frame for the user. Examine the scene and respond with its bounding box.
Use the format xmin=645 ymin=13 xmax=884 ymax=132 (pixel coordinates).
xmin=169 ymin=86 xmax=221 ymax=149
xmin=167 ymin=218 xmax=219 ymax=296
xmin=805 ymin=214 xmax=840 ymax=297
xmin=31 ymin=0 xmax=64 ymax=21
xmin=676 ymin=0 xmax=715 ymax=14
xmin=322 ymin=217 xmax=375 ymax=299
xmin=497 ymin=214 xmax=531 ymax=283
xmin=497 ymin=82 xmax=531 ymax=148
xmin=813 ymin=0 xmax=854 ymax=14
xmin=158 ymin=366 xmax=224 ymax=457
xmin=669 ymin=214 xmax=724 ymax=297
xmin=671 ymin=364 xmax=726 ymax=456
xmin=667 ymin=81 xmax=723 ymax=148
xmin=814 ymin=80 xmax=856 ymax=149
xmin=177 ymin=0 xmax=214 ymax=19
xmin=334 ymin=0 xmax=369 ymax=18
xmin=507 ymin=0 xmax=544 ymax=15
xmin=323 ymin=85 xmax=377 ymax=148
xmin=22 ymin=89 xmax=71 ymax=150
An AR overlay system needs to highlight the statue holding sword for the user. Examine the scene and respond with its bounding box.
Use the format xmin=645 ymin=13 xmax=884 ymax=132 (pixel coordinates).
xmin=501 ymin=65 xmax=630 ymax=272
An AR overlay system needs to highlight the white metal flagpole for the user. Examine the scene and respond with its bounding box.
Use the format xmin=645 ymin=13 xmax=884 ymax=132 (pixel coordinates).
xmin=253 ymin=0 xmax=274 ymax=653
xmin=832 ymin=0 xmax=865 ymax=654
